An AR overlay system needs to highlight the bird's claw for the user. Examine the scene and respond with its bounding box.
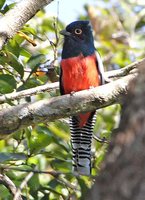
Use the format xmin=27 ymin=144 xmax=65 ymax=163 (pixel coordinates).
xmin=89 ymin=86 xmax=95 ymax=89
xmin=70 ymin=91 xmax=75 ymax=96
xmin=104 ymin=77 xmax=112 ymax=84
xmin=93 ymin=135 xmax=109 ymax=144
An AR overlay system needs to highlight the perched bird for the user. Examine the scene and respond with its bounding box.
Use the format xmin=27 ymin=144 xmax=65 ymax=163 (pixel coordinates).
xmin=59 ymin=21 xmax=105 ymax=175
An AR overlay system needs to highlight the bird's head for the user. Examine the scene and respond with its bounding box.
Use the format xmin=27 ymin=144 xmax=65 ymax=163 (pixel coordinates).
xmin=60 ymin=21 xmax=95 ymax=59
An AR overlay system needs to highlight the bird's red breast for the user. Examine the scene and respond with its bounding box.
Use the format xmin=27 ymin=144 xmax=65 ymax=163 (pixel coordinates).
xmin=61 ymin=53 xmax=100 ymax=127
xmin=61 ymin=54 xmax=100 ymax=93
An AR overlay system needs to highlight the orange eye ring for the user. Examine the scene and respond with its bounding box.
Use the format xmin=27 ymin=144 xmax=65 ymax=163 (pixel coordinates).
xmin=74 ymin=28 xmax=82 ymax=35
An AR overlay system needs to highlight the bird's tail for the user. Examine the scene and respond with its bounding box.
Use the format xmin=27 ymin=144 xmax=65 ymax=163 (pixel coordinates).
xmin=70 ymin=112 xmax=96 ymax=176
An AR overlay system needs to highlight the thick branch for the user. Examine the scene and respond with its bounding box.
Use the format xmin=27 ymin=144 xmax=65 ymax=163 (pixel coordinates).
xmin=0 ymin=58 xmax=144 ymax=104
xmin=0 ymin=74 xmax=135 ymax=137
xmin=0 ymin=0 xmax=54 ymax=50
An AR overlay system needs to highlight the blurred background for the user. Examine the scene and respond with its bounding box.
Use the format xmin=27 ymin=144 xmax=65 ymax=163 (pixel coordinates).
xmin=0 ymin=0 xmax=145 ymax=199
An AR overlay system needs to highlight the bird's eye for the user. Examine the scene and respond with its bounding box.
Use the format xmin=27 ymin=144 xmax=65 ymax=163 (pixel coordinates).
xmin=74 ymin=28 xmax=82 ymax=35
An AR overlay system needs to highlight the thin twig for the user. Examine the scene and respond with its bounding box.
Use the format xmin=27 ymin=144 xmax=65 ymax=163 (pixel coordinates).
xmin=0 ymin=173 xmax=23 ymax=200
xmin=0 ymin=166 xmax=79 ymax=191
xmin=105 ymin=58 xmax=143 ymax=78
xmin=0 ymin=82 xmax=59 ymax=104
xmin=14 ymin=171 xmax=34 ymax=200
xmin=0 ymin=58 xmax=142 ymax=104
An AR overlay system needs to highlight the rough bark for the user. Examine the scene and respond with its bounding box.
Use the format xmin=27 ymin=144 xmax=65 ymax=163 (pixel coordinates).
xmin=85 ymin=55 xmax=145 ymax=199
xmin=0 ymin=57 xmax=144 ymax=137
xmin=0 ymin=0 xmax=54 ymax=50
xmin=0 ymin=73 xmax=134 ymax=137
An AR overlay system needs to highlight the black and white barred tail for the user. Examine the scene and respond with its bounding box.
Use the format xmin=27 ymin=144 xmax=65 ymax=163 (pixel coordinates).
xmin=70 ymin=112 xmax=96 ymax=176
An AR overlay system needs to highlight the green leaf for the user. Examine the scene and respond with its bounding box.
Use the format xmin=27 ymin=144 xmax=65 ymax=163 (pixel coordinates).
xmin=28 ymin=174 xmax=40 ymax=192
xmin=23 ymin=77 xmax=42 ymax=89
xmin=2 ymin=3 xmax=15 ymax=13
xmin=41 ymin=185 xmax=64 ymax=197
xmin=7 ymin=52 xmax=24 ymax=78
xmin=28 ymin=126 xmax=53 ymax=154
xmin=22 ymin=26 xmax=37 ymax=36
xmin=20 ymin=48 xmax=31 ymax=58
xmin=0 ymin=74 xmax=16 ymax=94
xmin=0 ymin=185 xmax=11 ymax=199
xmin=0 ymin=51 xmax=24 ymax=77
xmin=6 ymin=38 xmax=21 ymax=57
xmin=27 ymin=54 xmax=45 ymax=69
xmin=0 ymin=153 xmax=26 ymax=163
xmin=26 ymin=54 xmax=46 ymax=79
xmin=78 ymin=178 xmax=89 ymax=200
xmin=0 ymin=0 xmax=5 ymax=9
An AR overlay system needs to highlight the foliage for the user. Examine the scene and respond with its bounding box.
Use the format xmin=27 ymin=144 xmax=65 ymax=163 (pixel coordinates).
xmin=0 ymin=0 xmax=145 ymax=199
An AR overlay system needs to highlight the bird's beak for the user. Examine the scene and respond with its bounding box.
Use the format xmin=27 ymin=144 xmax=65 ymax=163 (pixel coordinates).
xmin=59 ymin=29 xmax=71 ymax=36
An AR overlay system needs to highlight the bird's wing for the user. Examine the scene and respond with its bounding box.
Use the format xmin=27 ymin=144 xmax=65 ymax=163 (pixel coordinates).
xmin=95 ymin=51 xmax=106 ymax=85
xmin=59 ymin=66 xmax=65 ymax=95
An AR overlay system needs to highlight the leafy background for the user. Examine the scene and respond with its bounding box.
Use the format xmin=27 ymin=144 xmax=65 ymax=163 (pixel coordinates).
xmin=0 ymin=0 xmax=145 ymax=199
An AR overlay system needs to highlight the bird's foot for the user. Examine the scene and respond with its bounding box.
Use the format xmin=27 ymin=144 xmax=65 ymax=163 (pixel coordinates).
xmin=104 ymin=77 xmax=112 ymax=84
xmin=70 ymin=91 xmax=75 ymax=96
xmin=89 ymin=86 xmax=95 ymax=89
xmin=93 ymin=135 xmax=109 ymax=144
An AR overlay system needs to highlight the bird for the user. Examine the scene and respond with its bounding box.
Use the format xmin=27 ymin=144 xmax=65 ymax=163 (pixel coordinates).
xmin=59 ymin=20 xmax=105 ymax=176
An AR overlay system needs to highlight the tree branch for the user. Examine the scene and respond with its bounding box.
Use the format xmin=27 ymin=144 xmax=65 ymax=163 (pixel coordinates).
xmin=14 ymin=171 xmax=34 ymax=200
xmin=105 ymin=58 xmax=141 ymax=78
xmin=0 ymin=58 xmax=144 ymax=104
xmin=0 ymin=165 xmax=79 ymax=191
xmin=0 ymin=174 xmax=23 ymax=200
xmin=0 ymin=0 xmax=54 ymax=50
xmin=0 ymin=58 xmax=144 ymax=137
xmin=0 ymin=73 xmax=135 ymax=137
xmin=0 ymin=82 xmax=59 ymax=104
